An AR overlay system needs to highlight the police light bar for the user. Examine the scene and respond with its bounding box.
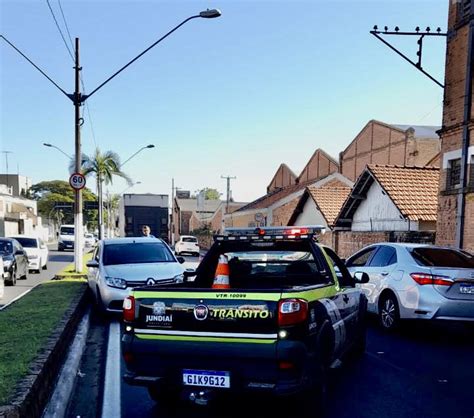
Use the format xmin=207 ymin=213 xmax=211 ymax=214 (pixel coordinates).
xmin=214 ymin=225 xmax=326 ymax=241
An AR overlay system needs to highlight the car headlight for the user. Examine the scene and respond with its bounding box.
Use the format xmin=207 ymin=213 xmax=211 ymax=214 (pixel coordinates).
xmin=173 ymin=273 xmax=184 ymax=283
xmin=105 ymin=277 xmax=127 ymax=289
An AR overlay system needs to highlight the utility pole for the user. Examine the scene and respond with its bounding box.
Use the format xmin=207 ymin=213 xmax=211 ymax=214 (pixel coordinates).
xmin=170 ymin=178 xmax=181 ymax=246
xmin=1 ymin=151 xmax=12 ymax=192
xmin=221 ymin=175 xmax=236 ymax=214
xmin=73 ymin=38 xmax=83 ymax=272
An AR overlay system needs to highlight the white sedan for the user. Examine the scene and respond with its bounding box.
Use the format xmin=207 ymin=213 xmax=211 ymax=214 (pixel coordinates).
xmin=9 ymin=236 xmax=48 ymax=273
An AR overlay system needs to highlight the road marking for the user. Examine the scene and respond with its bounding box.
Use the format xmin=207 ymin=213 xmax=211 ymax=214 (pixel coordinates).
xmin=102 ymin=321 xmax=121 ymax=418
xmin=0 ymin=287 xmax=35 ymax=311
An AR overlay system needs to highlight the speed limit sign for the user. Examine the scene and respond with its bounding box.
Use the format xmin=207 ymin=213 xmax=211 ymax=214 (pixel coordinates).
xmin=69 ymin=173 xmax=86 ymax=190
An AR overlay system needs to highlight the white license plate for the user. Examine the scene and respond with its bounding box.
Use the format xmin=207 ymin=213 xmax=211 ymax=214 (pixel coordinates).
xmin=460 ymin=285 xmax=474 ymax=294
xmin=183 ymin=370 xmax=230 ymax=388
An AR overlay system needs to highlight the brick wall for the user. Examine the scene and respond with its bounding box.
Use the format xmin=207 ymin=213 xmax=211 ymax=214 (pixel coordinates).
xmin=332 ymin=230 xmax=435 ymax=258
xmin=272 ymin=198 xmax=300 ymax=226
xmin=406 ymin=138 xmax=440 ymax=167
xmin=436 ymin=1 xmax=474 ymax=251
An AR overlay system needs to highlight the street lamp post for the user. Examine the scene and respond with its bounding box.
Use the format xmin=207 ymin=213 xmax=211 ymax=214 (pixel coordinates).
xmin=122 ymin=144 xmax=155 ymax=166
xmin=2 ymin=8 xmax=221 ymax=272
xmin=43 ymin=143 xmax=73 ymax=159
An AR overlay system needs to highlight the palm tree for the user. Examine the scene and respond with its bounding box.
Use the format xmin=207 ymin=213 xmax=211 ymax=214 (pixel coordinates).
xmin=71 ymin=148 xmax=132 ymax=239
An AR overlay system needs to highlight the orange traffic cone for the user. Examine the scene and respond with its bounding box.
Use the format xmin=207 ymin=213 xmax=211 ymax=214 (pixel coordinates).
xmin=212 ymin=255 xmax=230 ymax=289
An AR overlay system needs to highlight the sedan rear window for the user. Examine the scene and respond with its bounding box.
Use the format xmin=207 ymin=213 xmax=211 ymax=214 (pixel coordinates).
xmin=410 ymin=248 xmax=474 ymax=268
xmin=103 ymin=243 xmax=175 ymax=265
xmin=183 ymin=237 xmax=197 ymax=243
xmin=11 ymin=237 xmax=37 ymax=248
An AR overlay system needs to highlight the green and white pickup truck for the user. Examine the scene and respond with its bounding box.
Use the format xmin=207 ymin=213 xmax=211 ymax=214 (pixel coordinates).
xmin=122 ymin=226 xmax=368 ymax=407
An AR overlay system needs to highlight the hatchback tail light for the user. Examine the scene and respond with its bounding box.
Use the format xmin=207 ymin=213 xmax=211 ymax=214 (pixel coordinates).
xmin=278 ymin=299 xmax=308 ymax=326
xmin=123 ymin=296 xmax=136 ymax=322
xmin=410 ymin=273 xmax=453 ymax=286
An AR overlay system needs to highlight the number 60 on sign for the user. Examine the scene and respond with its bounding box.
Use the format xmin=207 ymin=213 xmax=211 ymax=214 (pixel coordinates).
xmin=69 ymin=173 xmax=86 ymax=190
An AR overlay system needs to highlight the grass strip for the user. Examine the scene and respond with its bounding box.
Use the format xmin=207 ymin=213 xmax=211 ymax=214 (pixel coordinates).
xmin=0 ymin=280 xmax=86 ymax=405
xmin=55 ymin=251 xmax=93 ymax=278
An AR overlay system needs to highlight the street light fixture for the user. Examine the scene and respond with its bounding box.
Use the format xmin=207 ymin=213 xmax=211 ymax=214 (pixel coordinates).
xmin=43 ymin=143 xmax=72 ymax=159
xmin=121 ymin=144 xmax=155 ymax=167
xmin=2 ymin=9 xmax=222 ymax=272
xmin=120 ymin=181 xmax=141 ymax=195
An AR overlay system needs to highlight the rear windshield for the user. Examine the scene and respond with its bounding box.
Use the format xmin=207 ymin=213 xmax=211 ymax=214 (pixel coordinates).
xmin=183 ymin=237 xmax=197 ymax=243
xmin=103 ymin=242 xmax=175 ymax=266
xmin=411 ymin=248 xmax=474 ymax=268
xmin=12 ymin=237 xmax=37 ymax=248
xmin=60 ymin=227 xmax=74 ymax=235
xmin=197 ymin=241 xmax=331 ymax=289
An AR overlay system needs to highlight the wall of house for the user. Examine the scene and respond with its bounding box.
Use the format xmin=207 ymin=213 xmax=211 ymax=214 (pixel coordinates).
xmin=225 ymin=209 xmax=268 ymax=228
xmin=340 ymin=122 xmax=407 ymax=181
xmin=351 ymin=181 xmax=415 ymax=231
xmin=292 ymin=198 xmax=328 ymax=227
xmin=406 ymin=138 xmax=440 ymax=167
xmin=272 ymin=198 xmax=300 ymax=226
xmin=436 ymin=1 xmax=474 ymax=252
xmin=298 ymin=150 xmax=339 ymax=183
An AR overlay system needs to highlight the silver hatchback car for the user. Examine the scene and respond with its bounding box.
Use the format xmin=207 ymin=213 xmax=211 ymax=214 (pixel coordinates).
xmin=346 ymin=243 xmax=474 ymax=329
xmin=87 ymin=237 xmax=186 ymax=313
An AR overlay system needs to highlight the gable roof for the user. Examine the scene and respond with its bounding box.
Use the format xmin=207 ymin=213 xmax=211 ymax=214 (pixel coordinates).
xmin=267 ymin=163 xmax=298 ymax=193
xmin=288 ymin=184 xmax=351 ymax=227
xmin=297 ymin=148 xmax=339 ymax=184
xmin=336 ymin=165 xmax=440 ymax=227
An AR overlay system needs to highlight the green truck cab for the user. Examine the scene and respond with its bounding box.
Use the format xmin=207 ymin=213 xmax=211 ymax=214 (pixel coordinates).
xmin=122 ymin=226 xmax=368 ymax=406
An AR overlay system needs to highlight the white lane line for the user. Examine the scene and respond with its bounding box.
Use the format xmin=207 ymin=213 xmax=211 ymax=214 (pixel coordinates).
xmin=0 ymin=287 xmax=36 ymax=311
xmin=102 ymin=321 xmax=121 ymax=418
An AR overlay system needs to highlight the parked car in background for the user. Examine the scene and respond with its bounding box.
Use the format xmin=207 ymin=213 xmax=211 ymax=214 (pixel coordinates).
xmin=174 ymin=235 xmax=200 ymax=257
xmin=0 ymin=238 xmax=28 ymax=286
xmin=9 ymin=236 xmax=48 ymax=273
xmin=84 ymin=233 xmax=97 ymax=248
xmin=0 ymin=257 xmax=4 ymax=299
xmin=86 ymin=237 xmax=186 ymax=313
xmin=346 ymin=243 xmax=474 ymax=330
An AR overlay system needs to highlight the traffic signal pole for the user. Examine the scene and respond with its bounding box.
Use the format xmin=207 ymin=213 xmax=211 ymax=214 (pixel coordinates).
xmin=73 ymin=38 xmax=83 ymax=272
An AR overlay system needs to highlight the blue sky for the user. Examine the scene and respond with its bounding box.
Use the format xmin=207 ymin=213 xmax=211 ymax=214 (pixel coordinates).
xmin=1 ymin=0 xmax=448 ymax=203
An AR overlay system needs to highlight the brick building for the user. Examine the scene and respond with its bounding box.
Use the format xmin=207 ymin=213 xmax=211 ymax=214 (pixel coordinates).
xmin=339 ymin=120 xmax=440 ymax=182
xmin=436 ymin=0 xmax=474 ymax=251
xmin=173 ymin=198 xmax=221 ymax=240
xmin=230 ymin=148 xmax=346 ymax=228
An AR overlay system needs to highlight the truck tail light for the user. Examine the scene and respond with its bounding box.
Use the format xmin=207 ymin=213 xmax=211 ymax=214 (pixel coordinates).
xmin=410 ymin=273 xmax=453 ymax=286
xmin=123 ymin=296 xmax=136 ymax=322
xmin=278 ymin=299 xmax=308 ymax=326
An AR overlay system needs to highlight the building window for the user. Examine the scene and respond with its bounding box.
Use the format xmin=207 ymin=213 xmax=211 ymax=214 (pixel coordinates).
xmin=447 ymin=158 xmax=461 ymax=189
xmin=460 ymin=0 xmax=472 ymax=20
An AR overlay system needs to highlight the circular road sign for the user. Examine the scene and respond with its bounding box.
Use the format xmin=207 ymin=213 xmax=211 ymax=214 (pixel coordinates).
xmin=255 ymin=212 xmax=264 ymax=222
xmin=69 ymin=173 xmax=86 ymax=190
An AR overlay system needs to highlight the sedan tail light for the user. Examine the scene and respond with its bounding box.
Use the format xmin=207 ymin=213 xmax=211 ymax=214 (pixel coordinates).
xmin=410 ymin=273 xmax=454 ymax=286
xmin=123 ymin=296 xmax=136 ymax=322
xmin=278 ymin=299 xmax=308 ymax=326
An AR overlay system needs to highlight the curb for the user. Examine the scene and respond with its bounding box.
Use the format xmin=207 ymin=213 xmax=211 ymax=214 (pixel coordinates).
xmin=0 ymin=285 xmax=90 ymax=418
xmin=43 ymin=310 xmax=91 ymax=418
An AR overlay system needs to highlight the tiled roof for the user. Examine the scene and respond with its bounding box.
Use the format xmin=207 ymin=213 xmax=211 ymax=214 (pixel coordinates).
xmin=368 ymin=165 xmax=440 ymax=221
xmin=307 ymin=185 xmax=351 ymax=226
xmin=236 ymin=180 xmax=315 ymax=212
xmin=176 ymin=198 xmax=222 ymax=213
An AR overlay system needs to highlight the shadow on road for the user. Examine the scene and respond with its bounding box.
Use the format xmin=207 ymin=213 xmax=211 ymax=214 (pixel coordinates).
xmin=49 ymin=254 xmax=74 ymax=263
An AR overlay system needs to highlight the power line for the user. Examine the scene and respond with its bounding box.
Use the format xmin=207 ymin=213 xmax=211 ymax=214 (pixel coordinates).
xmin=57 ymin=0 xmax=75 ymax=52
xmin=45 ymin=0 xmax=74 ymax=62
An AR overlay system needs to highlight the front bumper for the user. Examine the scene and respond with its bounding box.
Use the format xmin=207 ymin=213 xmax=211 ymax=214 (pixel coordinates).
xmin=122 ymin=333 xmax=314 ymax=396
xmin=59 ymin=241 xmax=74 ymax=250
xmin=100 ymin=285 xmax=129 ymax=312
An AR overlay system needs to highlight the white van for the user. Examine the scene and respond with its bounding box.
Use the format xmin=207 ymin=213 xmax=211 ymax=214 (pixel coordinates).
xmin=58 ymin=224 xmax=75 ymax=251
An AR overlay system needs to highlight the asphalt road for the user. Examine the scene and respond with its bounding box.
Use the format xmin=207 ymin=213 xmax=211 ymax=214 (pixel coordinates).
xmin=0 ymin=244 xmax=74 ymax=308
xmin=66 ymin=265 xmax=474 ymax=418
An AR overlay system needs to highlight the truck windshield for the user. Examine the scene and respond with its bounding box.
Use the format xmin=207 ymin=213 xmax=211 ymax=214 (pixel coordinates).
xmin=60 ymin=227 xmax=74 ymax=235
xmin=103 ymin=242 xmax=175 ymax=265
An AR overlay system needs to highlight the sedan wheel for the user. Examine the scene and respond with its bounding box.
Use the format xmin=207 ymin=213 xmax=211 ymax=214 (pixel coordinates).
xmin=379 ymin=295 xmax=399 ymax=330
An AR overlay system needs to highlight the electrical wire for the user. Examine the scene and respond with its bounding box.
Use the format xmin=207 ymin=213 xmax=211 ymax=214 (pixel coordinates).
xmin=57 ymin=0 xmax=75 ymax=51
xmin=45 ymin=0 xmax=74 ymax=62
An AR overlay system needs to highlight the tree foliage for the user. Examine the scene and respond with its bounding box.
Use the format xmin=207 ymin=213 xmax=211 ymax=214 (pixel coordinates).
xmin=193 ymin=188 xmax=221 ymax=200
xmin=31 ymin=180 xmax=98 ymax=228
